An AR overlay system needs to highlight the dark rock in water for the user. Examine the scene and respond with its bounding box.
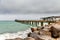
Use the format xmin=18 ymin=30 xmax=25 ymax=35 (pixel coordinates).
xmin=27 ymin=32 xmax=44 ymax=40
xmin=49 ymin=26 xmax=59 ymax=38
xmin=24 ymin=37 xmax=35 ymax=40
xmin=31 ymin=27 xmax=37 ymax=32
xmin=28 ymin=32 xmax=31 ymax=37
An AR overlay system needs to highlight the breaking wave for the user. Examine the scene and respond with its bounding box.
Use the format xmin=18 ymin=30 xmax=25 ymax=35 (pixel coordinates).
xmin=0 ymin=28 xmax=31 ymax=40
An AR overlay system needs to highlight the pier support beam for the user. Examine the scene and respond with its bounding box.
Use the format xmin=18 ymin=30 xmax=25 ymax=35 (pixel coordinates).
xmin=32 ymin=22 xmax=33 ymax=25
xmin=37 ymin=22 xmax=39 ymax=26
xmin=31 ymin=21 xmax=33 ymax=25
xmin=48 ymin=22 xmax=50 ymax=25
xmin=36 ymin=22 xmax=37 ymax=26
xmin=41 ymin=22 xmax=43 ymax=26
xmin=29 ymin=21 xmax=31 ymax=25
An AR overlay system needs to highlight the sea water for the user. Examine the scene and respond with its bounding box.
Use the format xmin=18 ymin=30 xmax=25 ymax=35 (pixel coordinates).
xmin=0 ymin=21 xmax=32 ymax=40
xmin=0 ymin=21 xmax=32 ymax=33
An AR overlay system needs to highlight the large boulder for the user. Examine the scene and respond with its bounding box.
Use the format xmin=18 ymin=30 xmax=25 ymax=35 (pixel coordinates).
xmin=49 ymin=26 xmax=59 ymax=38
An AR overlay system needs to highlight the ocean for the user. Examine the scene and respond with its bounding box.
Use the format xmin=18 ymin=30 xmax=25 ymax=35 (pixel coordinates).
xmin=0 ymin=21 xmax=48 ymax=40
xmin=0 ymin=21 xmax=33 ymax=40
xmin=0 ymin=21 xmax=32 ymax=33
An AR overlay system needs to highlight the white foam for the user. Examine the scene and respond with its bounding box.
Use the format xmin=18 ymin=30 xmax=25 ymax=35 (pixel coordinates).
xmin=0 ymin=28 xmax=31 ymax=40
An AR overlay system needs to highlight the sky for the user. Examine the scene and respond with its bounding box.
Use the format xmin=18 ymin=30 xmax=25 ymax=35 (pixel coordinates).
xmin=0 ymin=0 xmax=60 ymax=20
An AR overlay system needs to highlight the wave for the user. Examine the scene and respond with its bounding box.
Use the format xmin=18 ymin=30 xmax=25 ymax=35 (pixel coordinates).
xmin=0 ymin=28 xmax=31 ymax=40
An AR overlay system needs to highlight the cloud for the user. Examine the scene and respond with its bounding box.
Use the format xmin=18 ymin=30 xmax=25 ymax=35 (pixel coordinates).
xmin=0 ymin=0 xmax=60 ymax=14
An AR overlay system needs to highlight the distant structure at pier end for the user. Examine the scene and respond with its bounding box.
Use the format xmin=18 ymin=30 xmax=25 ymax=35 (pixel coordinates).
xmin=41 ymin=16 xmax=60 ymax=21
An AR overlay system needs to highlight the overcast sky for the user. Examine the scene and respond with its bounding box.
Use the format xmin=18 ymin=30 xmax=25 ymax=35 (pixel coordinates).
xmin=0 ymin=0 xmax=60 ymax=20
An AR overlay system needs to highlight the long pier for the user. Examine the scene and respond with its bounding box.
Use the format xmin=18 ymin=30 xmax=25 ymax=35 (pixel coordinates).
xmin=15 ymin=20 xmax=56 ymax=26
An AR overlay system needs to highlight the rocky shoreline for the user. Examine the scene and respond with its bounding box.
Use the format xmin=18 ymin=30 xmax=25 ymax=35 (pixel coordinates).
xmin=5 ymin=22 xmax=60 ymax=40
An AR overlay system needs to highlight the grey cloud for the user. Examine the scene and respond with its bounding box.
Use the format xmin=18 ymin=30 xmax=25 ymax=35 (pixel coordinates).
xmin=0 ymin=0 xmax=60 ymax=14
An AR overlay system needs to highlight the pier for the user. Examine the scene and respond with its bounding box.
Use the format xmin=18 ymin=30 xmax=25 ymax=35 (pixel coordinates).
xmin=15 ymin=16 xmax=60 ymax=26
xmin=15 ymin=20 xmax=56 ymax=26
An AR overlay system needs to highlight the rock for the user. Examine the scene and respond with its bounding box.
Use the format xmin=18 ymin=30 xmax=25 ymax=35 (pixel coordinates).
xmin=28 ymin=31 xmax=40 ymax=37
xmin=40 ymin=30 xmax=51 ymax=36
xmin=6 ymin=38 xmax=23 ymax=40
xmin=28 ymin=32 xmax=31 ymax=37
xmin=5 ymin=39 xmax=14 ymax=40
xmin=14 ymin=38 xmax=23 ymax=40
xmin=50 ymin=23 xmax=60 ymax=31
xmin=49 ymin=26 xmax=59 ymax=38
xmin=31 ymin=27 xmax=37 ymax=32
xmin=27 ymin=32 xmax=44 ymax=40
xmin=24 ymin=37 xmax=35 ymax=40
